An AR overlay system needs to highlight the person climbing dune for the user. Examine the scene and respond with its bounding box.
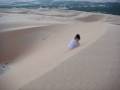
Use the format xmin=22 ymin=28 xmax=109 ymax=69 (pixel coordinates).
xmin=68 ymin=34 xmax=81 ymax=49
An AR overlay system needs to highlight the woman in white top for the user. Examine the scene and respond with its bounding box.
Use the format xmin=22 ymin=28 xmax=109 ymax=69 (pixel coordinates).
xmin=68 ymin=34 xmax=80 ymax=49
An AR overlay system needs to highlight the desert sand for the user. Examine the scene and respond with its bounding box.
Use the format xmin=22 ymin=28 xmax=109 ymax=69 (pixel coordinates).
xmin=0 ymin=9 xmax=120 ymax=90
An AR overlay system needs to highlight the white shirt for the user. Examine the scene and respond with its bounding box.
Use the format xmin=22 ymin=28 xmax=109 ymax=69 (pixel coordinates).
xmin=68 ymin=39 xmax=79 ymax=49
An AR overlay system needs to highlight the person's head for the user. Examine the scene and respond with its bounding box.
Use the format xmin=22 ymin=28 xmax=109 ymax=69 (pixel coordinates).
xmin=74 ymin=34 xmax=80 ymax=41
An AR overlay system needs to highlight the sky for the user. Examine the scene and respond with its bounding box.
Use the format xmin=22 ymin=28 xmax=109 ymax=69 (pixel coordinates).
xmin=0 ymin=0 xmax=120 ymax=3
xmin=53 ymin=0 xmax=120 ymax=2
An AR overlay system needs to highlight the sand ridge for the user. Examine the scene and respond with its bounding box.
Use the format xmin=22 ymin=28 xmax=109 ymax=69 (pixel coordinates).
xmin=0 ymin=9 xmax=118 ymax=90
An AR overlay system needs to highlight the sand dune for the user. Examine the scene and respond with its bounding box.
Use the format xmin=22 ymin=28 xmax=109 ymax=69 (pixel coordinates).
xmin=0 ymin=26 xmax=52 ymax=63
xmin=75 ymin=14 xmax=105 ymax=22
xmin=105 ymin=15 xmax=120 ymax=25
xmin=21 ymin=25 xmax=120 ymax=90
xmin=0 ymin=10 xmax=119 ymax=90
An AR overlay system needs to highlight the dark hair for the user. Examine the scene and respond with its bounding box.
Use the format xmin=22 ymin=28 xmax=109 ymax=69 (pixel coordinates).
xmin=74 ymin=34 xmax=80 ymax=40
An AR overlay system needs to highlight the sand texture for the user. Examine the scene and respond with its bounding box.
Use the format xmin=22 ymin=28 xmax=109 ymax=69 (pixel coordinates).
xmin=0 ymin=9 xmax=120 ymax=90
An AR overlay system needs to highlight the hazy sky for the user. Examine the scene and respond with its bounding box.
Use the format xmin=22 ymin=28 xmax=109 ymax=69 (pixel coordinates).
xmin=54 ymin=0 xmax=120 ymax=2
xmin=0 ymin=0 xmax=120 ymax=3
